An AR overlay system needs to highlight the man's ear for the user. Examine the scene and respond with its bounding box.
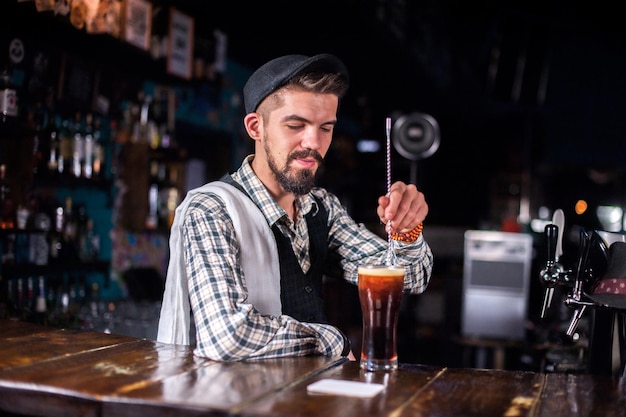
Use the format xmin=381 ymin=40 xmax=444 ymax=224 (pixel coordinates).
xmin=244 ymin=113 xmax=262 ymax=140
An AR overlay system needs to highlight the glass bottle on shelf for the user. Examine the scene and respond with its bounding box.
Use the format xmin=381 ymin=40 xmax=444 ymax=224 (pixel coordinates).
xmin=62 ymin=196 xmax=78 ymax=259
xmin=0 ymin=67 xmax=18 ymax=126
xmin=49 ymin=204 xmax=65 ymax=263
xmin=145 ymin=160 xmax=159 ymax=229
xmin=83 ymin=113 xmax=94 ymax=179
xmin=36 ymin=88 xmax=56 ymax=177
xmin=71 ymin=112 xmax=84 ymax=178
xmin=138 ymin=93 xmax=152 ymax=145
xmin=30 ymin=207 xmax=50 ymax=265
xmin=79 ymin=218 xmax=99 ymax=261
xmin=92 ymin=115 xmax=104 ymax=178
xmin=25 ymin=276 xmax=34 ymax=317
xmin=46 ymin=274 xmax=59 ymax=318
xmin=52 ymin=274 xmax=75 ymax=328
xmin=47 ymin=115 xmax=60 ymax=174
xmin=5 ymin=278 xmax=16 ymax=318
xmin=161 ymin=163 xmax=180 ymax=229
xmin=0 ymin=163 xmax=15 ymax=229
xmin=15 ymin=278 xmax=23 ymax=315
xmin=58 ymin=118 xmax=73 ymax=175
xmin=33 ymin=276 xmax=48 ymax=325
xmin=30 ymin=104 xmax=47 ymax=177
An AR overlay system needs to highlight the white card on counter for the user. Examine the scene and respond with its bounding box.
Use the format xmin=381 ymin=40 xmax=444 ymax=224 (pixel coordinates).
xmin=306 ymin=379 xmax=385 ymax=398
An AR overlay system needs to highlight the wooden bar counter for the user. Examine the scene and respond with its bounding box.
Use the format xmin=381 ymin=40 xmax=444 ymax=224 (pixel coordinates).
xmin=0 ymin=319 xmax=624 ymax=417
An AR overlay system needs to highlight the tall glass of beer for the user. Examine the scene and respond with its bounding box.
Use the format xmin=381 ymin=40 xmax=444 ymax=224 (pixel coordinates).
xmin=358 ymin=264 xmax=405 ymax=371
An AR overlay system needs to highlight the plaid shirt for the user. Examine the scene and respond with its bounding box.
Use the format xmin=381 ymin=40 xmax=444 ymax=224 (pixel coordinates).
xmin=183 ymin=156 xmax=433 ymax=361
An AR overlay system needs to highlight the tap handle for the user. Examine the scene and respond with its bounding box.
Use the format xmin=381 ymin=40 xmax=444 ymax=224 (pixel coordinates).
xmin=552 ymin=209 xmax=565 ymax=261
xmin=545 ymin=223 xmax=558 ymax=264
xmin=539 ymin=224 xmax=560 ymax=318
xmin=540 ymin=224 xmax=560 ymax=286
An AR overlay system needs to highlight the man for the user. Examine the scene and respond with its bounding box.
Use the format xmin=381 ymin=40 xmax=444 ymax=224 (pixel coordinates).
xmin=158 ymin=53 xmax=433 ymax=361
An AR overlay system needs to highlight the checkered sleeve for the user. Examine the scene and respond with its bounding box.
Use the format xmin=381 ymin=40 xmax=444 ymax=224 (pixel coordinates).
xmin=318 ymin=189 xmax=434 ymax=294
xmin=184 ymin=193 xmax=346 ymax=361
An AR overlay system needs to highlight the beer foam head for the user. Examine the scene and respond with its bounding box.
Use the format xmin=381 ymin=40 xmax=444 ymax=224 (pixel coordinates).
xmin=357 ymin=265 xmax=404 ymax=277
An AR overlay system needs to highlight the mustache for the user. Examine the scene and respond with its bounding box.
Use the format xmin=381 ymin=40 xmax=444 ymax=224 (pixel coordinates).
xmin=288 ymin=150 xmax=323 ymax=164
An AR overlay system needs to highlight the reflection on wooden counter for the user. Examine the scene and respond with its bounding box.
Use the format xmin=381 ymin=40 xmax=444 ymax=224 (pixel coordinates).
xmin=0 ymin=319 xmax=625 ymax=417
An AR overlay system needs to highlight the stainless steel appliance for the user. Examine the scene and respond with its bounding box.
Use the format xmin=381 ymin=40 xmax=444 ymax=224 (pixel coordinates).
xmin=461 ymin=230 xmax=533 ymax=340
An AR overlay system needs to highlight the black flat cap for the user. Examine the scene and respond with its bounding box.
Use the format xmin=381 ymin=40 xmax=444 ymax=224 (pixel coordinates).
xmin=243 ymin=53 xmax=349 ymax=114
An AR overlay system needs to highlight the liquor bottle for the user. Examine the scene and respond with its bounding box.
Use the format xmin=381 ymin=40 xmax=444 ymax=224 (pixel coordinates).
xmin=0 ymin=67 xmax=18 ymax=125
xmin=58 ymin=119 xmax=76 ymax=176
xmin=161 ymin=164 xmax=180 ymax=229
xmin=30 ymin=209 xmax=50 ymax=265
xmin=72 ymin=112 xmax=84 ymax=178
xmin=14 ymin=218 xmax=30 ymax=263
xmin=83 ymin=113 xmax=94 ymax=179
xmin=15 ymin=277 xmax=23 ymax=316
xmin=49 ymin=204 xmax=65 ymax=263
xmin=1 ymin=233 xmax=15 ymax=264
xmin=146 ymin=160 xmax=160 ymax=229
xmin=37 ymin=88 xmax=56 ymax=177
xmin=0 ymin=164 xmax=15 ymax=229
xmin=62 ymin=197 xmax=78 ymax=259
xmin=92 ymin=115 xmax=104 ymax=178
xmin=46 ymin=275 xmax=59 ymax=320
xmin=55 ymin=274 xmax=72 ymax=327
xmin=30 ymin=103 xmax=49 ymax=177
xmin=79 ymin=218 xmax=99 ymax=261
xmin=160 ymin=123 xmax=171 ymax=148
xmin=74 ymin=202 xmax=87 ymax=257
xmin=33 ymin=276 xmax=48 ymax=325
xmin=5 ymin=278 xmax=16 ymax=318
xmin=25 ymin=276 xmax=34 ymax=316
xmin=138 ymin=93 xmax=152 ymax=145
xmin=47 ymin=115 xmax=60 ymax=174
xmin=57 ymin=273 xmax=80 ymax=329
xmin=76 ymin=274 xmax=87 ymax=306
xmin=0 ymin=164 xmax=16 ymax=266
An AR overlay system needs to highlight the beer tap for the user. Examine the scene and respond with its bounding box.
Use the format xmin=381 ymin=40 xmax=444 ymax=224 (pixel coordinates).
xmin=538 ymin=210 xmax=594 ymax=336
xmin=539 ymin=209 xmax=566 ymax=318
xmin=562 ymin=229 xmax=595 ymax=336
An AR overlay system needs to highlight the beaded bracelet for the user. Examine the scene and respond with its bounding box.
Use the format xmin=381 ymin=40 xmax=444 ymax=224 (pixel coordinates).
xmin=390 ymin=223 xmax=423 ymax=243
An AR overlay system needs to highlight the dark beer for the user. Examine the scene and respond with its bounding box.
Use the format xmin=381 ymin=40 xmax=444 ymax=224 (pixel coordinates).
xmin=358 ymin=265 xmax=404 ymax=371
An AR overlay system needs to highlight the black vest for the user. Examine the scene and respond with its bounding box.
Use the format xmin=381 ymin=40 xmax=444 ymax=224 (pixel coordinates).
xmin=220 ymin=175 xmax=330 ymax=323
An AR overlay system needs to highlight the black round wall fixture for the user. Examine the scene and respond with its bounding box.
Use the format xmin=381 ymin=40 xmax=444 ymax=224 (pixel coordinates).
xmin=392 ymin=112 xmax=440 ymax=161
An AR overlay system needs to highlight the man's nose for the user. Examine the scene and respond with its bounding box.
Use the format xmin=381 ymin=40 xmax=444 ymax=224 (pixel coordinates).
xmin=301 ymin=128 xmax=322 ymax=149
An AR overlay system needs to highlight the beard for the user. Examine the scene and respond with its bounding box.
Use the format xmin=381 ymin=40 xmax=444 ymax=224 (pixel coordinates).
xmin=264 ymin=136 xmax=323 ymax=196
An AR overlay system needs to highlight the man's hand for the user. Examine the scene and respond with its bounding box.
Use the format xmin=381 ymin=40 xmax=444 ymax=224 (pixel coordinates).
xmin=377 ymin=181 xmax=428 ymax=233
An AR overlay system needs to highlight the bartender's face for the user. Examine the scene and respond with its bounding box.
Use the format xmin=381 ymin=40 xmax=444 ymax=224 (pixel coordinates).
xmin=260 ymin=89 xmax=339 ymax=195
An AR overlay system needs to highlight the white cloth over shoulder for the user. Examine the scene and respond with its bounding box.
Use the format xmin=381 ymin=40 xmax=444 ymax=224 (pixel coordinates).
xmin=157 ymin=181 xmax=281 ymax=345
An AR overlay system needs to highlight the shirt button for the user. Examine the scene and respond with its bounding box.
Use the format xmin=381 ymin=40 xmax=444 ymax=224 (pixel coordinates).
xmin=304 ymin=285 xmax=313 ymax=293
xmin=308 ymin=315 xmax=316 ymax=321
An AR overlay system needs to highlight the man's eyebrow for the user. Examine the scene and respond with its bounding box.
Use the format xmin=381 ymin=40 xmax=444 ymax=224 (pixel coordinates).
xmin=282 ymin=114 xmax=337 ymax=126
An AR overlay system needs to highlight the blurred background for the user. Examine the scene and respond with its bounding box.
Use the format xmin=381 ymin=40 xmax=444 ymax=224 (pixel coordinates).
xmin=211 ymin=0 xmax=626 ymax=230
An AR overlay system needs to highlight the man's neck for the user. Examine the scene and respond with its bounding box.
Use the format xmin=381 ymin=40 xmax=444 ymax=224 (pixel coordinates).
xmin=250 ymin=156 xmax=298 ymax=219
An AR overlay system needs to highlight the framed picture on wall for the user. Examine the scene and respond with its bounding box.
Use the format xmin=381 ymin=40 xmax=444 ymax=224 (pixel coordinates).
xmin=57 ymin=52 xmax=99 ymax=111
xmin=167 ymin=8 xmax=194 ymax=80
xmin=123 ymin=0 xmax=152 ymax=50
